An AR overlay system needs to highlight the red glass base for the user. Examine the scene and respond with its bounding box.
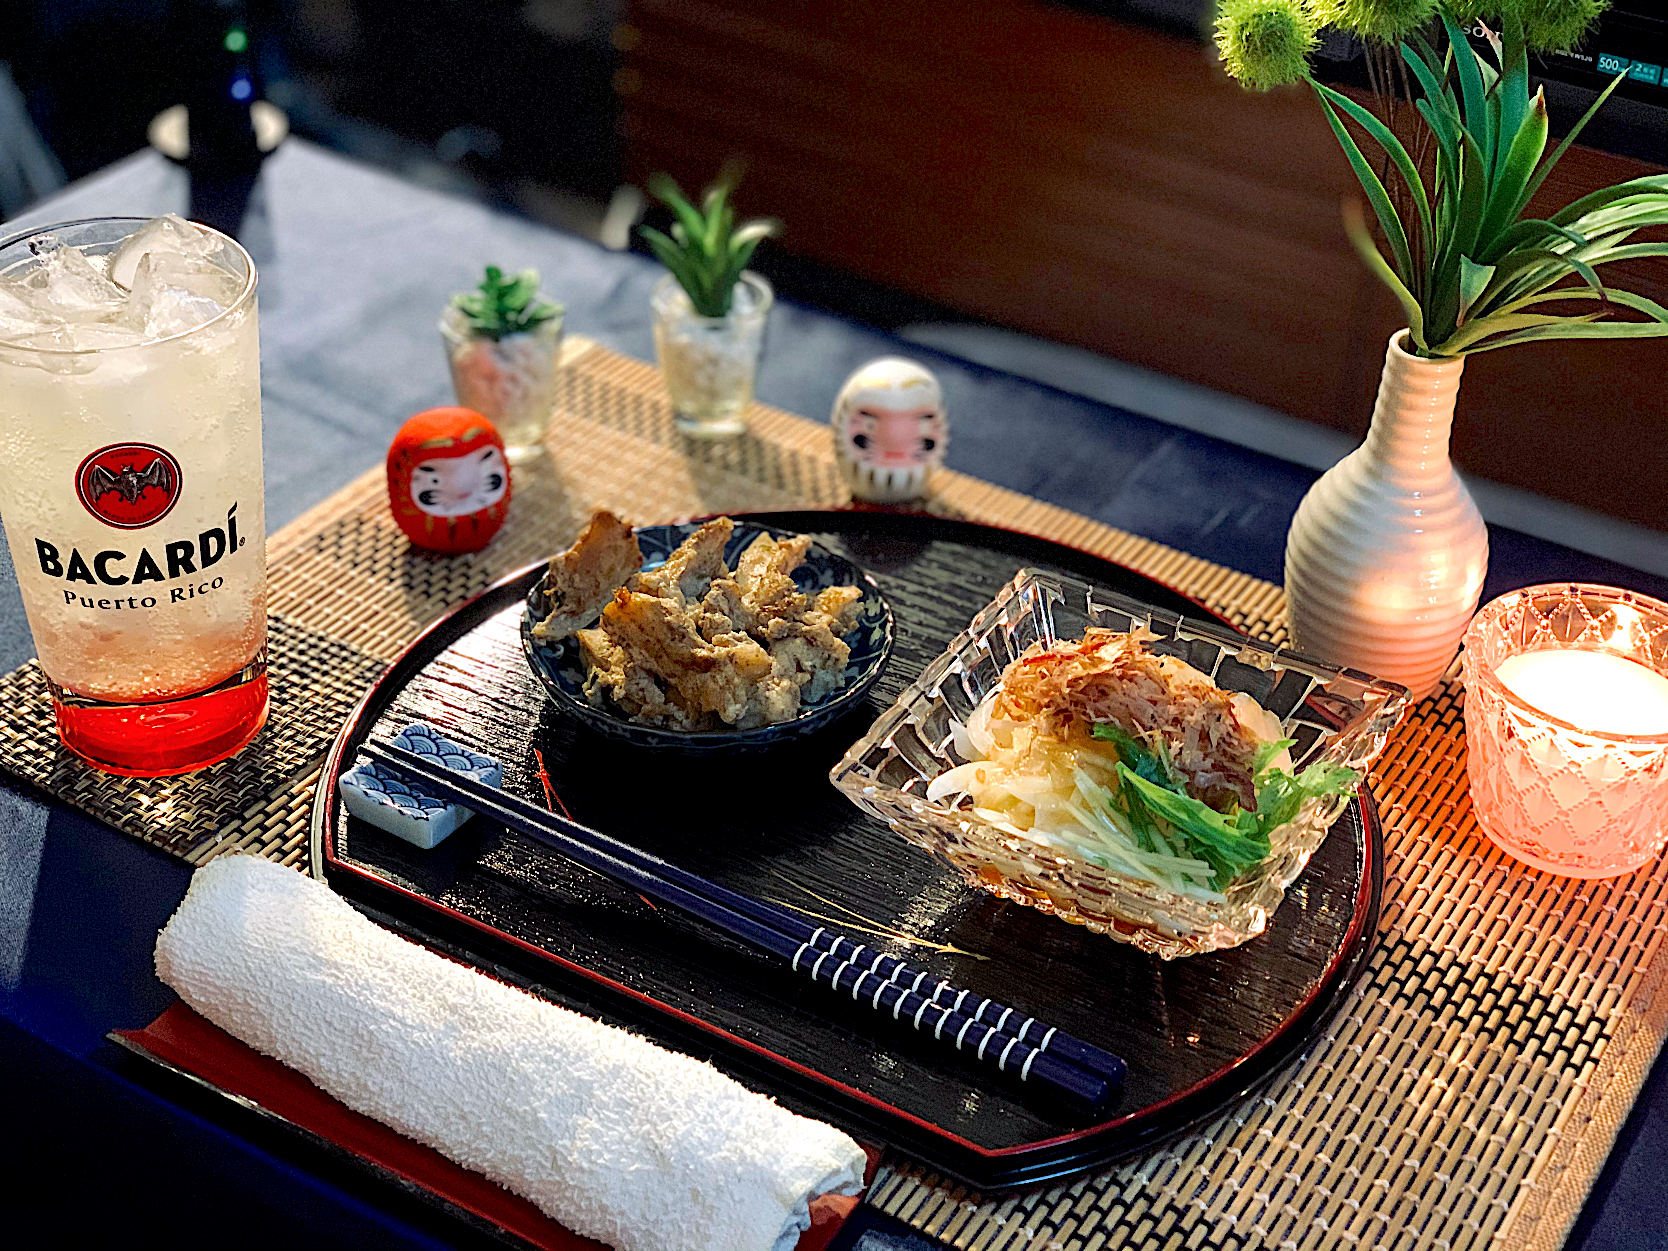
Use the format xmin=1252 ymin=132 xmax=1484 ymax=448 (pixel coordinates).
xmin=52 ymin=669 xmax=269 ymax=777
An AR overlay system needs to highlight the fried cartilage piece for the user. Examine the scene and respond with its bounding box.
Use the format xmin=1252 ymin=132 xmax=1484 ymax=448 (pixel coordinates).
xmin=725 ymin=533 xmax=861 ymax=704
xmin=758 ymin=582 xmax=862 ymax=702
xmin=694 ymin=577 xmax=754 ymax=642
xmin=735 ymin=532 xmax=811 ymax=593
xmin=576 ymin=626 xmax=701 ymax=730
xmin=532 ymin=511 xmax=643 ymax=642
xmin=629 ymin=517 xmax=734 ymax=606
xmin=767 ymin=618 xmax=852 ymax=701
xmin=736 ymin=671 xmax=802 ymax=728
xmin=601 ymin=588 xmax=773 ymax=725
xmin=694 ymin=572 xmax=798 ymax=640
xmin=812 ymin=585 xmax=864 ymax=636
xmin=728 ymin=531 xmax=814 ymax=627
xmin=692 ymin=532 xmax=814 ymax=640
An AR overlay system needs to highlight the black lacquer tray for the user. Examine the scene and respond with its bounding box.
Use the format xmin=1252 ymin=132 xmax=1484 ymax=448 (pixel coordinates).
xmin=311 ymin=511 xmax=1382 ymax=1190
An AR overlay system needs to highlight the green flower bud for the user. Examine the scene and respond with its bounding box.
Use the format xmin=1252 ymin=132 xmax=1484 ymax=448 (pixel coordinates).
xmin=1215 ymin=0 xmax=1320 ymax=91
xmin=1505 ymin=0 xmax=1609 ymax=53
xmin=1442 ymin=0 xmax=1501 ymax=21
xmin=1334 ymin=0 xmax=1439 ymax=42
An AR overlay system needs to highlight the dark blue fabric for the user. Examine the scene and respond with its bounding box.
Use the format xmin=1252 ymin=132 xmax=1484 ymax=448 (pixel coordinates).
xmin=1 ymin=141 xmax=1664 ymax=1249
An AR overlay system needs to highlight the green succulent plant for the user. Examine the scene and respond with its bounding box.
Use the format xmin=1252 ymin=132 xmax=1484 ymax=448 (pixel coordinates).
xmin=452 ymin=266 xmax=561 ymax=341
xmin=640 ymin=174 xmax=778 ymax=318
xmin=1213 ymin=1 xmax=1668 ymax=357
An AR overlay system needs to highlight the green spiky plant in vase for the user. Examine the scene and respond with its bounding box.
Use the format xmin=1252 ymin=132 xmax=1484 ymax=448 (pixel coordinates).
xmin=441 ymin=266 xmax=565 ymax=463
xmin=1213 ymin=0 xmax=1667 ymax=697
xmin=642 ymin=174 xmax=779 ymax=438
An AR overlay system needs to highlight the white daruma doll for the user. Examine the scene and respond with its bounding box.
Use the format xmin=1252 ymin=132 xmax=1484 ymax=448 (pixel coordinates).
xmin=831 ymin=357 xmax=947 ymax=504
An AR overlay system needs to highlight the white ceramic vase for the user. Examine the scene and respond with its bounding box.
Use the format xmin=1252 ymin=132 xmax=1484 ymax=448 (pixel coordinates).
xmin=1284 ymin=331 xmax=1488 ymax=700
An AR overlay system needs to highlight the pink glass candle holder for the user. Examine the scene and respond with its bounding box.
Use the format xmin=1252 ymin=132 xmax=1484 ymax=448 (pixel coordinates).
xmin=1461 ymin=584 xmax=1668 ymax=878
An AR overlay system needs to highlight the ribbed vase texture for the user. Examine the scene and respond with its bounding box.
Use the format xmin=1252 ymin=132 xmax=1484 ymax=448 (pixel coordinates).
xmin=1285 ymin=332 xmax=1488 ymax=699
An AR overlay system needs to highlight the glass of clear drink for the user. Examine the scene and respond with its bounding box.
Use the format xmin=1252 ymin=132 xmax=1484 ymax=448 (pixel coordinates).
xmin=0 ymin=216 xmax=267 ymax=775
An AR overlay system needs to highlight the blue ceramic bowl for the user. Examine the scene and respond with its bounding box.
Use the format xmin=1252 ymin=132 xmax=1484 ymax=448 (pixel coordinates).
xmin=521 ymin=520 xmax=894 ymax=753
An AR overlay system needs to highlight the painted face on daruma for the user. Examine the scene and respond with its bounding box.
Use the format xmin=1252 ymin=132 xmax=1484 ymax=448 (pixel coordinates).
xmin=410 ymin=444 xmax=508 ymax=517
xmin=831 ymin=357 xmax=947 ymax=503
xmin=845 ymin=403 xmax=943 ymax=469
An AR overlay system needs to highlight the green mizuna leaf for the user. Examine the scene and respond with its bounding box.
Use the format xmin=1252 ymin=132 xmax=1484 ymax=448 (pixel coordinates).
xmin=1115 ymin=767 xmax=1270 ymax=889
xmin=1250 ymin=759 xmax=1359 ymax=839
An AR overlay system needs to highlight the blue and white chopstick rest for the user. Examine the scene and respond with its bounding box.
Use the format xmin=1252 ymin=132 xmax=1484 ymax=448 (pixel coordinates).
xmin=338 ymin=722 xmax=502 ymax=849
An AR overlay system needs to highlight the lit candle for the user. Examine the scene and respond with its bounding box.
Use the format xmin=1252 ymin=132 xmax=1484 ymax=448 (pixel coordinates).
xmin=1494 ymin=649 xmax=1668 ymax=736
xmin=1462 ymin=584 xmax=1668 ymax=880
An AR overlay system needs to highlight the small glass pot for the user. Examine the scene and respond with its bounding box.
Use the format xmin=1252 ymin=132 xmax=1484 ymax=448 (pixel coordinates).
xmin=439 ymin=303 xmax=564 ymax=464
xmin=1461 ymin=584 xmax=1668 ymax=878
xmin=650 ymin=270 xmax=772 ymax=439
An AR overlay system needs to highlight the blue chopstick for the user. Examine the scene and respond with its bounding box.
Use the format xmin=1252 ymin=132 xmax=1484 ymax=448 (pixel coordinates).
xmin=361 ymin=739 xmax=1125 ymax=1110
xmin=798 ymin=936 xmax=1125 ymax=1088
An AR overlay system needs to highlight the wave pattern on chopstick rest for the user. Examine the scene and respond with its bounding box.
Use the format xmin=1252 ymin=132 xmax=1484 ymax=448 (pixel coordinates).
xmin=154 ymin=855 xmax=867 ymax=1251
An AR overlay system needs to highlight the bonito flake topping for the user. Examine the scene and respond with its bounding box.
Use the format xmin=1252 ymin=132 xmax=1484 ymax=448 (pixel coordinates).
xmin=928 ymin=627 xmax=1357 ymax=900
xmin=995 ymin=627 xmax=1268 ymax=812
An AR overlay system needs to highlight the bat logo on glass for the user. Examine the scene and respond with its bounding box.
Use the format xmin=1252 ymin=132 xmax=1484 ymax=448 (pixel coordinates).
xmin=75 ymin=443 xmax=184 ymax=529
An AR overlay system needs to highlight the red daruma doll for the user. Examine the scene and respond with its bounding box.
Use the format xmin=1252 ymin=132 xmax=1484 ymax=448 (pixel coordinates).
xmin=831 ymin=357 xmax=947 ymax=504
xmin=387 ymin=407 xmax=511 ymax=554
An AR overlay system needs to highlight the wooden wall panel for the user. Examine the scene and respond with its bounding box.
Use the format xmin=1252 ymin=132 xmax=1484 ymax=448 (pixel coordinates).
xmin=619 ymin=0 xmax=1667 ymax=530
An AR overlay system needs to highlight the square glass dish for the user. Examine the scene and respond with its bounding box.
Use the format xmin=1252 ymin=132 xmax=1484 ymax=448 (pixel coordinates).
xmin=830 ymin=568 xmax=1409 ymax=957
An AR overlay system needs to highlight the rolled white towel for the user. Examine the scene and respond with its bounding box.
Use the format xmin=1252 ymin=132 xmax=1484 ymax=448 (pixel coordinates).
xmin=155 ymin=855 xmax=867 ymax=1251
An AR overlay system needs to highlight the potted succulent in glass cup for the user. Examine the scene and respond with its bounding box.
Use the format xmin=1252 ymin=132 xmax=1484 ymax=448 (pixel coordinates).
xmin=640 ymin=175 xmax=779 ymax=438
xmin=1213 ymin=0 xmax=1668 ymax=698
xmin=440 ymin=266 xmax=564 ymax=464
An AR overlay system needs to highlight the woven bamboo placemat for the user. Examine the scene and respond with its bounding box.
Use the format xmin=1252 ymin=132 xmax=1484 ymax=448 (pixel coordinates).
xmin=1 ymin=338 xmax=1660 ymax=1251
